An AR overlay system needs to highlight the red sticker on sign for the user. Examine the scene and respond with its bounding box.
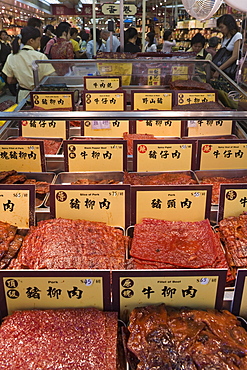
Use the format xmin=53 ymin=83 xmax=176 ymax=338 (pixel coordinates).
xmin=22 ymin=121 xmax=28 ymax=126
xmin=202 ymin=144 xmax=212 ymax=153
xmin=138 ymin=145 xmax=147 ymax=153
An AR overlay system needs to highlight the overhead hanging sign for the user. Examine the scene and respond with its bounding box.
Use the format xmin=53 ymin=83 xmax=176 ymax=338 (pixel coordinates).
xmin=50 ymin=185 xmax=130 ymax=229
xmin=112 ymin=270 xmax=227 ymax=320
xmin=0 ymin=185 xmax=35 ymax=229
xmin=102 ymin=3 xmax=137 ymax=15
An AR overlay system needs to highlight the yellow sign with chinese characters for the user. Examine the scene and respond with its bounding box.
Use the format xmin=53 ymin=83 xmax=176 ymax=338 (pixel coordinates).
xmin=222 ymin=188 xmax=247 ymax=220
xmin=177 ymin=92 xmax=216 ymax=105
xmin=135 ymin=189 xmax=208 ymax=223
xmin=239 ymin=275 xmax=247 ymax=318
xmin=136 ymin=143 xmax=193 ymax=172
xmin=119 ymin=275 xmax=219 ymax=319
xmin=66 ymin=143 xmax=124 ymax=172
xmin=0 ymin=189 xmax=31 ymax=228
xmin=31 ymin=93 xmax=73 ymax=110
xmin=84 ymin=120 xmax=129 ymax=137
xmin=84 ymin=92 xmax=124 ymax=111
xmin=21 ymin=120 xmax=67 ymax=139
xmin=187 ymin=120 xmax=232 ymax=137
xmin=147 ymin=68 xmax=161 ymax=86
xmin=97 ymin=62 xmax=132 ymax=86
xmin=133 ymin=92 xmax=172 ymax=110
xmin=54 ymin=189 xmax=126 ymax=228
xmin=136 ymin=120 xmax=181 ymax=137
xmin=102 ymin=3 xmax=137 ymax=15
xmin=3 ymin=276 xmax=104 ymax=315
xmin=172 ymin=66 xmax=188 ymax=81
xmin=199 ymin=143 xmax=247 ymax=170
xmin=0 ymin=143 xmax=43 ymax=172
xmin=84 ymin=77 xmax=120 ymax=90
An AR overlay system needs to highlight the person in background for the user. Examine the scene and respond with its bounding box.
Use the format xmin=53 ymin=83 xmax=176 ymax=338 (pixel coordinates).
xmin=187 ymin=33 xmax=212 ymax=60
xmin=100 ymin=30 xmax=120 ymax=52
xmin=213 ymin=14 xmax=242 ymax=79
xmin=40 ymin=25 xmax=54 ymax=53
xmin=86 ymin=28 xmax=105 ymax=59
xmin=206 ymin=36 xmax=220 ymax=57
xmin=122 ymin=27 xmax=141 ymax=53
xmin=70 ymin=27 xmax=85 ymax=58
xmin=49 ymin=22 xmax=74 ymax=75
xmin=162 ymin=30 xmax=176 ymax=53
xmin=0 ymin=30 xmax=17 ymax=96
xmin=44 ymin=21 xmax=71 ymax=58
xmin=2 ymin=27 xmax=54 ymax=103
xmin=79 ymin=29 xmax=89 ymax=55
xmin=27 ymin=17 xmax=43 ymax=37
xmin=145 ymin=31 xmax=157 ymax=52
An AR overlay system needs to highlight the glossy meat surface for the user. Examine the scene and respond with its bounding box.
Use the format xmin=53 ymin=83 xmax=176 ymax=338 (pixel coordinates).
xmin=127 ymin=304 xmax=247 ymax=370
xmin=124 ymin=171 xmax=197 ymax=185
xmin=0 ymin=308 xmax=118 ymax=370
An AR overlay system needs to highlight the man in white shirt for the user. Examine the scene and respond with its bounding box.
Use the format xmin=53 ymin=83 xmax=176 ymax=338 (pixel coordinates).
xmin=100 ymin=30 xmax=120 ymax=52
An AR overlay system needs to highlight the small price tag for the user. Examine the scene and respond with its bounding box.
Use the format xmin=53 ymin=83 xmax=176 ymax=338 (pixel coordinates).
xmin=64 ymin=140 xmax=127 ymax=172
xmin=83 ymin=91 xmax=125 ymax=111
xmin=0 ymin=141 xmax=45 ymax=172
xmin=30 ymin=92 xmax=74 ymax=110
xmin=198 ymin=141 xmax=247 ymax=170
xmin=50 ymin=185 xmax=130 ymax=228
xmin=134 ymin=140 xmax=195 ymax=172
xmin=83 ymin=120 xmax=129 ymax=137
xmin=172 ymin=66 xmax=188 ymax=81
xmin=112 ymin=270 xmax=227 ymax=320
xmin=132 ymin=185 xmax=211 ymax=224
xmin=132 ymin=91 xmax=172 ymax=110
xmin=147 ymin=68 xmax=161 ymax=86
xmin=0 ymin=185 xmax=35 ymax=228
xmin=188 ymin=120 xmax=198 ymax=128
xmin=20 ymin=120 xmax=68 ymax=139
xmin=91 ymin=121 xmax=111 ymax=130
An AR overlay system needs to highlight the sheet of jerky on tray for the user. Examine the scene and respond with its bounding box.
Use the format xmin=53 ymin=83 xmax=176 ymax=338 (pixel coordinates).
xmin=123 ymin=133 xmax=157 ymax=156
xmin=128 ymin=218 xmax=233 ymax=282
xmin=0 ymin=308 xmax=118 ymax=370
xmin=9 ymin=218 xmax=128 ymax=269
xmin=169 ymin=79 xmax=213 ymax=90
xmin=10 ymin=137 xmax=61 ymax=155
xmin=218 ymin=213 xmax=247 ymax=278
xmin=0 ymin=221 xmax=23 ymax=269
xmin=200 ymin=176 xmax=247 ymax=204
xmin=123 ymin=171 xmax=197 ymax=185
xmin=126 ymin=304 xmax=247 ymax=370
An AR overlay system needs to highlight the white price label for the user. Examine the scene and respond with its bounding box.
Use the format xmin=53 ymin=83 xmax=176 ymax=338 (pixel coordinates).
xmin=92 ymin=121 xmax=111 ymax=129
xmin=188 ymin=120 xmax=198 ymax=128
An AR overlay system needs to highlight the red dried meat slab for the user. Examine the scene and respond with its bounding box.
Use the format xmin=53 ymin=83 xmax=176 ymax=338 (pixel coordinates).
xmin=130 ymin=218 xmax=218 ymax=268
xmin=123 ymin=132 xmax=156 ymax=155
xmin=0 ymin=308 xmax=117 ymax=370
xmin=11 ymin=136 xmax=61 ymax=155
xmin=123 ymin=171 xmax=197 ymax=185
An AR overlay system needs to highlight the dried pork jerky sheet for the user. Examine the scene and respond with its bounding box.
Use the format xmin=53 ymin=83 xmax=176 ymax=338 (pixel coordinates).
xmin=123 ymin=171 xmax=197 ymax=185
xmin=0 ymin=308 xmax=118 ymax=370
xmin=9 ymin=218 xmax=128 ymax=269
xmin=200 ymin=176 xmax=247 ymax=204
xmin=123 ymin=133 xmax=156 ymax=156
xmin=218 ymin=213 xmax=247 ymax=277
xmin=72 ymin=178 xmax=120 ymax=185
xmin=127 ymin=304 xmax=247 ymax=370
xmin=10 ymin=137 xmax=61 ymax=155
xmin=173 ymin=101 xmax=227 ymax=111
xmin=0 ymin=221 xmax=23 ymax=268
xmin=169 ymin=79 xmax=213 ymax=90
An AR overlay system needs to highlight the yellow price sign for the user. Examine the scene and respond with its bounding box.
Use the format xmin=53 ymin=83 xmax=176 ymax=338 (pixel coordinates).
xmin=136 ymin=120 xmax=182 ymax=137
xmin=132 ymin=91 xmax=172 ymax=110
xmin=30 ymin=92 xmax=74 ymax=110
xmin=187 ymin=120 xmax=232 ymax=137
xmin=84 ymin=76 xmax=121 ymax=90
xmin=218 ymin=185 xmax=247 ymax=221
xmin=84 ymin=91 xmax=125 ymax=111
xmin=177 ymin=92 xmax=216 ymax=106
xmin=21 ymin=120 xmax=68 ymax=139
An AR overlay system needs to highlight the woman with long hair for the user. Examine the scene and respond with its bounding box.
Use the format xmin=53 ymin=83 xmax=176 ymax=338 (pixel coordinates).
xmin=212 ymin=14 xmax=242 ymax=79
xmin=162 ymin=30 xmax=176 ymax=53
xmin=124 ymin=27 xmax=141 ymax=53
xmin=2 ymin=26 xmax=54 ymax=102
xmin=86 ymin=28 xmax=105 ymax=59
xmin=145 ymin=32 xmax=157 ymax=52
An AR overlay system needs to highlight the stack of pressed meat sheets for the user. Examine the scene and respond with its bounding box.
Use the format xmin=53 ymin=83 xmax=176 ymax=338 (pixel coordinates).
xmin=0 ymin=221 xmax=23 ymax=269
xmin=9 ymin=218 xmax=128 ymax=269
xmin=0 ymin=308 xmax=118 ymax=370
xmin=123 ymin=171 xmax=197 ymax=185
xmin=218 ymin=213 xmax=247 ymax=277
xmin=127 ymin=304 xmax=247 ymax=369
xmin=128 ymin=218 xmax=230 ymax=278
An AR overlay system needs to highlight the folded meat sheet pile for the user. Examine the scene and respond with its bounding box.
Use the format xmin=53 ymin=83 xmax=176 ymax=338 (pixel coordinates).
xmin=0 ymin=308 xmax=118 ymax=370
xmin=218 ymin=213 xmax=247 ymax=277
xmin=9 ymin=218 xmax=128 ymax=269
xmin=0 ymin=221 xmax=23 ymax=269
xmin=127 ymin=304 xmax=247 ymax=370
xmin=128 ymin=218 xmax=231 ymax=280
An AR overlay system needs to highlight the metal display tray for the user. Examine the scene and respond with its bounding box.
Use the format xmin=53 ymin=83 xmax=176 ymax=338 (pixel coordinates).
xmin=55 ymin=171 xmax=124 ymax=185
xmin=23 ymin=172 xmax=56 ymax=208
